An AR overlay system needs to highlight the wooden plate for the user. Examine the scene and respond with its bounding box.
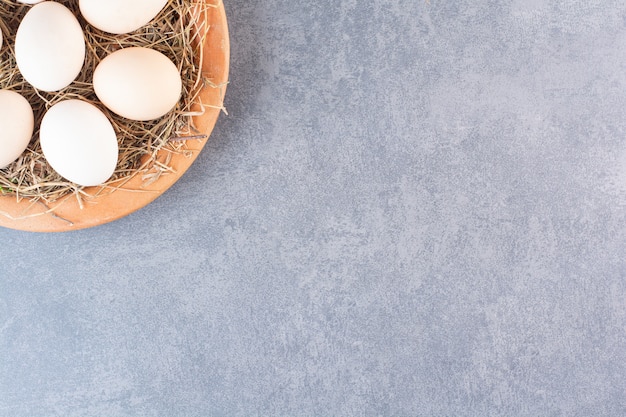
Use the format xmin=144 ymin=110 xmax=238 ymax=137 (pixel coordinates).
xmin=0 ymin=1 xmax=229 ymax=232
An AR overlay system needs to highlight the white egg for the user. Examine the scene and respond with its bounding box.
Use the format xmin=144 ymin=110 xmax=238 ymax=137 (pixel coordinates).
xmin=17 ymin=1 xmax=44 ymax=4
xmin=40 ymin=100 xmax=118 ymax=187
xmin=93 ymin=47 xmax=182 ymax=121
xmin=0 ymin=90 xmax=34 ymax=168
xmin=79 ymin=0 xmax=168 ymax=34
xmin=15 ymin=2 xmax=85 ymax=92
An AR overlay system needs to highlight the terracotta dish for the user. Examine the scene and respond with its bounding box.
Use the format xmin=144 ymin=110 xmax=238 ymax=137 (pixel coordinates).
xmin=0 ymin=1 xmax=229 ymax=232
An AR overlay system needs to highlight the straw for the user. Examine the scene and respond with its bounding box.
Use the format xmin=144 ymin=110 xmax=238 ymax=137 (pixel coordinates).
xmin=0 ymin=0 xmax=218 ymax=205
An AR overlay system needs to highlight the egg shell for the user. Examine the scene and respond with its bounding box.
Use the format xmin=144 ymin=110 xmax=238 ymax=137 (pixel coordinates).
xmin=17 ymin=1 xmax=44 ymax=4
xmin=93 ymin=47 xmax=182 ymax=121
xmin=79 ymin=0 xmax=168 ymax=35
xmin=40 ymin=100 xmax=118 ymax=187
xmin=0 ymin=90 xmax=34 ymax=168
xmin=15 ymin=2 xmax=85 ymax=92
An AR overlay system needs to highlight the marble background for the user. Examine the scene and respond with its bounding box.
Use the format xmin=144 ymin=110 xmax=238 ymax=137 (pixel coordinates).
xmin=2 ymin=0 xmax=626 ymax=415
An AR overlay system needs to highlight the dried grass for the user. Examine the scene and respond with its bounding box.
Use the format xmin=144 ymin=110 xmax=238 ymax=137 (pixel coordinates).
xmin=0 ymin=0 xmax=222 ymax=205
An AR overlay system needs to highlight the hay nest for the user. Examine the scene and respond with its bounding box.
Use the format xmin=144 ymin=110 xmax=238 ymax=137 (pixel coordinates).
xmin=0 ymin=0 xmax=223 ymax=205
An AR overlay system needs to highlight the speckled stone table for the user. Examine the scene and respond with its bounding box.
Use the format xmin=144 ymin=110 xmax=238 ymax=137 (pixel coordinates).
xmin=2 ymin=1 xmax=626 ymax=416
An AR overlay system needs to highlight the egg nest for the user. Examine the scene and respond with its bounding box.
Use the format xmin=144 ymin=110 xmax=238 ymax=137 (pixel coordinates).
xmin=0 ymin=0 xmax=225 ymax=207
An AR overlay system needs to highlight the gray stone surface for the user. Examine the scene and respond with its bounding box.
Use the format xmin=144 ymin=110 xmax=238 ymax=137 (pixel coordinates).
xmin=2 ymin=0 xmax=626 ymax=415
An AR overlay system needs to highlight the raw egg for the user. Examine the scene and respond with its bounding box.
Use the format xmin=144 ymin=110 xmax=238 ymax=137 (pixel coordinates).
xmin=0 ymin=90 xmax=34 ymax=168
xmin=40 ymin=100 xmax=118 ymax=187
xmin=93 ymin=47 xmax=182 ymax=121
xmin=79 ymin=0 xmax=168 ymax=34
xmin=15 ymin=2 xmax=85 ymax=92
